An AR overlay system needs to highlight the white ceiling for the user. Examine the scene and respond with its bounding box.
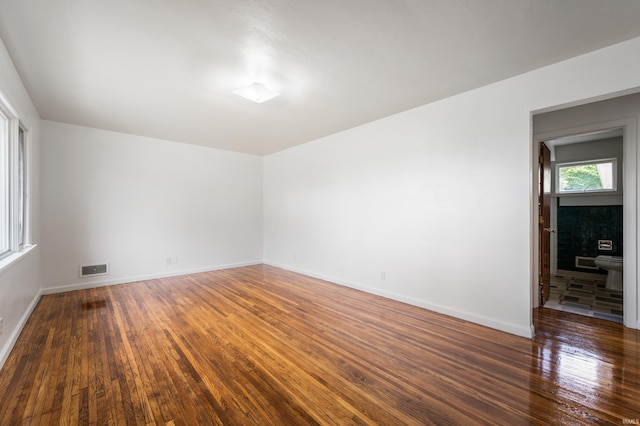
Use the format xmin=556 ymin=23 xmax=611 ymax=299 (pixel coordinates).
xmin=2 ymin=1 xmax=640 ymax=156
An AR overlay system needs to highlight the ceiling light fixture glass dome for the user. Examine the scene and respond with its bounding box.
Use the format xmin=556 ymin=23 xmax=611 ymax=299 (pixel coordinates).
xmin=233 ymin=82 xmax=280 ymax=103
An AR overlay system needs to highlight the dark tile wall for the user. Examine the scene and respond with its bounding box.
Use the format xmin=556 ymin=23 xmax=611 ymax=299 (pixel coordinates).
xmin=557 ymin=204 xmax=623 ymax=273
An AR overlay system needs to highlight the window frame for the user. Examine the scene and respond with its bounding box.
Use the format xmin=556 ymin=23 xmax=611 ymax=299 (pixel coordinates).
xmin=555 ymin=158 xmax=618 ymax=195
xmin=0 ymin=89 xmax=32 ymax=267
xmin=17 ymin=125 xmax=27 ymax=249
xmin=0 ymin=105 xmax=8 ymax=258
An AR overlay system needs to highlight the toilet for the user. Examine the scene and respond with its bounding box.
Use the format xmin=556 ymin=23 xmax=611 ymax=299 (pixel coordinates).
xmin=594 ymin=255 xmax=623 ymax=291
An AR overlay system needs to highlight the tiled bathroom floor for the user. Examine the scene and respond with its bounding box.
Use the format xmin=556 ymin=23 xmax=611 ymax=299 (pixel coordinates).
xmin=543 ymin=273 xmax=623 ymax=323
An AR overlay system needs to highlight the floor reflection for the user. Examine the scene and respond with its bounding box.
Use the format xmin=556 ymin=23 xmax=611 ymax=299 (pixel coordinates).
xmin=532 ymin=308 xmax=640 ymax=421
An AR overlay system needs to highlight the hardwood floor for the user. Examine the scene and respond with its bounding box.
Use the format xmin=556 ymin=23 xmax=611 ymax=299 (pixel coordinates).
xmin=0 ymin=264 xmax=639 ymax=424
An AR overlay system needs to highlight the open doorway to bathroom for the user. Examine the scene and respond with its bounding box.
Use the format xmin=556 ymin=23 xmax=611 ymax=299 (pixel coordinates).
xmin=532 ymin=91 xmax=640 ymax=329
xmin=540 ymin=131 xmax=624 ymax=323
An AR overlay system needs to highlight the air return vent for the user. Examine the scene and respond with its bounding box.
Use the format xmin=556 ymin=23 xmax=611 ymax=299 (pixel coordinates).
xmin=79 ymin=263 xmax=109 ymax=277
xmin=575 ymin=256 xmax=598 ymax=270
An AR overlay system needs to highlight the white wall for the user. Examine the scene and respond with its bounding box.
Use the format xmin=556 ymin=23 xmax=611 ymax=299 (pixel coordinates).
xmin=0 ymin=39 xmax=42 ymax=366
xmin=264 ymin=36 xmax=640 ymax=337
xmin=41 ymin=121 xmax=263 ymax=291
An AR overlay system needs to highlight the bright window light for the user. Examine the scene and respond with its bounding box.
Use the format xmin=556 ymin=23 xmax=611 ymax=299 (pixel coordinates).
xmin=0 ymin=90 xmax=29 ymax=262
xmin=556 ymin=159 xmax=617 ymax=194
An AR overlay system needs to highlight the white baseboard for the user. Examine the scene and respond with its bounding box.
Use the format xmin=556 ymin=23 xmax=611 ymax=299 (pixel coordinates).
xmin=264 ymin=260 xmax=534 ymax=339
xmin=41 ymin=260 xmax=262 ymax=295
xmin=0 ymin=290 xmax=42 ymax=370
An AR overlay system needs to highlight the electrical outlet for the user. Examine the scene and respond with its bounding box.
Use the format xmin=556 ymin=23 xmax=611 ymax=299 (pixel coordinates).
xmin=0 ymin=317 xmax=4 ymax=336
xmin=171 ymin=256 xmax=178 ymax=265
xmin=381 ymin=272 xmax=386 ymax=280
xmin=166 ymin=257 xmax=172 ymax=266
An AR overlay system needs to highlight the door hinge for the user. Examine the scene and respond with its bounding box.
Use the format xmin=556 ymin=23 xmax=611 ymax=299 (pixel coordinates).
xmin=539 ymin=216 xmax=544 ymax=224
xmin=539 ymin=155 xmax=544 ymax=164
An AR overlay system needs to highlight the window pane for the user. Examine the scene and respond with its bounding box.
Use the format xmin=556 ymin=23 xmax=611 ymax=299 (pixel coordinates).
xmin=18 ymin=126 xmax=25 ymax=246
xmin=558 ymin=160 xmax=615 ymax=193
xmin=596 ymin=162 xmax=613 ymax=189
xmin=0 ymin=117 xmax=8 ymax=256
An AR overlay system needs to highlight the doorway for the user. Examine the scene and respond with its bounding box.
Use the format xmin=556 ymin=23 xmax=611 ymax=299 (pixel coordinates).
xmin=539 ymin=131 xmax=624 ymax=322
xmin=532 ymin=95 xmax=639 ymax=330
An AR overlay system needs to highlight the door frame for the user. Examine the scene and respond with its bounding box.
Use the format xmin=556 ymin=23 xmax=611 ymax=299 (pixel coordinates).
xmin=531 ymin=117 xmax=638 ymax=330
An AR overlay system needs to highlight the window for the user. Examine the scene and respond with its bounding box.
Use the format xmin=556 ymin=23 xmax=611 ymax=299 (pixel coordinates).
xmin=0 ymin=108 xmax=7 ymax=257
xmin=0 ymin=90 xmax=30 ymax=263
xmin=18 ymin=126 xmax=25 ymax=247
xmin=556 ymin=158 xmax=617 ymax=194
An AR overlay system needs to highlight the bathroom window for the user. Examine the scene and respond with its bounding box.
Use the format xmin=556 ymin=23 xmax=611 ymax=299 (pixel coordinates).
xmin=556 ymin=158 xmax=617 ymax=194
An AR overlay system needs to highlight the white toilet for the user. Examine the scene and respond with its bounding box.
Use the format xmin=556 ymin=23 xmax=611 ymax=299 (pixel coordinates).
xmin=594 ymin=255 xmax=623 ymax=291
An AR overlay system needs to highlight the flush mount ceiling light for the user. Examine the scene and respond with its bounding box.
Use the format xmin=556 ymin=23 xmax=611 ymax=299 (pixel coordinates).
xmin=233 ymin=82 xmax=281 ymax=103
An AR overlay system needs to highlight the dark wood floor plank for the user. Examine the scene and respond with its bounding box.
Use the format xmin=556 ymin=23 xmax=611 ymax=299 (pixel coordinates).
xmin=1 ymin=264 xmax=639 ymax=424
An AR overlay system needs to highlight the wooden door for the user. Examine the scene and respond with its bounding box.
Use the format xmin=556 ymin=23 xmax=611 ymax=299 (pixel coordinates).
xmin=539 ymin=142 xmax=552 ymax=305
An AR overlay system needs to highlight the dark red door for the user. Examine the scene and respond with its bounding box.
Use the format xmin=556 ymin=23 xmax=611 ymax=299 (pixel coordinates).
xmin=539 ymin=142 xmax=551 ymax=305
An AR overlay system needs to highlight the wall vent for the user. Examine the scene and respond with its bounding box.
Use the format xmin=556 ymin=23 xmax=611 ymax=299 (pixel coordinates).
xmin=79 ymin=263 xmax=109 ymax=277
xmin=575 ymin=256 xmax=598 ymax=270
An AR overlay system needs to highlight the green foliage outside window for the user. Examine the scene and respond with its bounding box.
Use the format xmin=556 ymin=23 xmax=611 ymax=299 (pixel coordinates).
xmin=558 ymin=164 xmax=603 ymax=192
